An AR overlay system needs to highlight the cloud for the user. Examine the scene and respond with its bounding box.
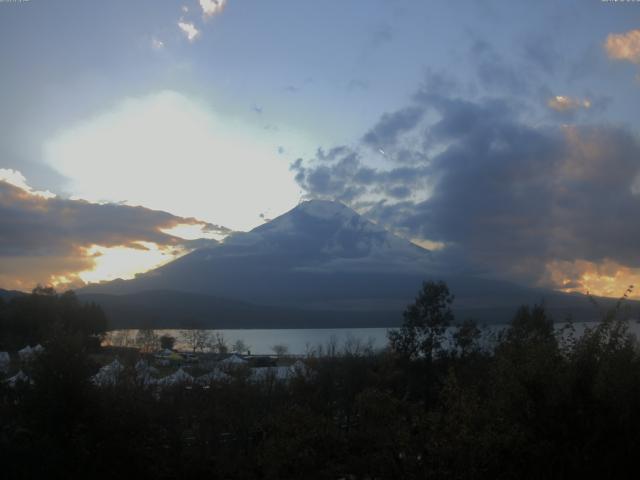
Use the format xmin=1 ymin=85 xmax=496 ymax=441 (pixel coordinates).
xmin=362 ymin=106 xmax=426 ymax=150
xmin=174 ymin=1 xmax=227 ymax=45
xmin=292 ymin=86 xmax=640 ymax=294
xmin=291 ymin=148 xmax=430 ymax=204
xmin=178 ymin=21 xmax=200 ymax=42
xmin=547 ymin=95 xmax=591 ymax=112
xmin=199 ymin=0 xmax=227 ymax=19
xmin=0 ymin=173 xmax=230 ymax=289
xmin=151 ymin=37 xmax=165 ymax=50
xmin=544 ymin=259 xmax=639 ymax=299
xmin=605 ymin=29 xmax=640 ymax=64
xmin=43 ymin=91 xmax=302 ymax=232
xmin=0 ymin=169 xmax=55 ymax=199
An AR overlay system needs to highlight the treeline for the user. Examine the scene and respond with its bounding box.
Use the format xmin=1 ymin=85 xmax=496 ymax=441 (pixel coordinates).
xmin=1 ymin=282 xmax=640 ymax=478
xmin=0 ymin=286 xmax=107 ymax=350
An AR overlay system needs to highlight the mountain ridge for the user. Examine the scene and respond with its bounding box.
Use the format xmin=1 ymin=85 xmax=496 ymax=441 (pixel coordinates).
xmin=79 ymin=200 xmax=637 ymax=328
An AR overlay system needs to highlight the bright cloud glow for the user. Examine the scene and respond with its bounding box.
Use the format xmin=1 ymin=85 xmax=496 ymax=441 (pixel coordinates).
xmin=547 ymin=95 xmax=591 ymax=112
xmin=410 ymin=238 xmax=446 ymax=251
xmin=545 ymin=259 xmax=639 ymax=299
xmin=200 ymin=0 xmax=227 ymax=18
xmin=178 ymin=21 xmax=200 ymax=42
xmin=77 ymin=242 xmax=185 ymax=284
xmin=0 ymin=168 xmax=55 ymax=198
xmin=161 ymin=223 xmax=226 ymax=241
xmin=44 ymin=91 xmax=304 ymax=231
xmin=605 ymin=29 xmax=640 ymax=64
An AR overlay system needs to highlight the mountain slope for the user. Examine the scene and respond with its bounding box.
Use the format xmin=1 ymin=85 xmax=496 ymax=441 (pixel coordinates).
xmin=82 ymin=200 xmax=630 ymax=327
xmin=84 ymin=200 xmax=437 ymax=307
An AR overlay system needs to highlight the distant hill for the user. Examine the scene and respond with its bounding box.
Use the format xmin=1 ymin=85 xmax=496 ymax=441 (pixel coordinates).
xmin=0 ymin=288 xmax=26 ymax=301
xmin=81 ymin=200 xmax=639 ymax=328
xmin=78 ymin=290 xmax=403 ymax=329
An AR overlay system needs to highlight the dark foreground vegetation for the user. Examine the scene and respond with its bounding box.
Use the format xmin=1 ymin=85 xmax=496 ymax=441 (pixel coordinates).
xmin=1 ymin=282 xmax=640 ymax=479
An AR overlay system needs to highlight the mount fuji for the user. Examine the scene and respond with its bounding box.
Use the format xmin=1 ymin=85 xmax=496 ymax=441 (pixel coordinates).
xmin=81 ymin=200 xmax=613 ymax=328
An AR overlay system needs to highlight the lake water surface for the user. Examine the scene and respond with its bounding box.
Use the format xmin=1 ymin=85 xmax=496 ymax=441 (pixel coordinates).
xmin=105 ymin=328 xmax=390 ymax=355
xmin=106 ymin=320 xmax=640 ymax=355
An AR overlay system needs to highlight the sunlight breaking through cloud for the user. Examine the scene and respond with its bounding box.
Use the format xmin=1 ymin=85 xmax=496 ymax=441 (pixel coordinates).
xmin=0 ymin=169 xmax=55 ymax=199
xmin=545 ymin=259 xmax=639 ymax=299
xmin=77 ymin=242 xmax=186 ymax=284
xmin=44 ymin=90 xmax=301 ymax=232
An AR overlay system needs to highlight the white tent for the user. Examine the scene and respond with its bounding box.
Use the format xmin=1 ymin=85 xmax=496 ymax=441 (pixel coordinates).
xmin=249 ymin=366 xmax=292 ymax=383
xmin=289 ymin=359 xmax=311 ymax=377
xmin=196 ymin=369 xmax=230 ymax=385
xmin=135 ymin=359 xmax=158 ymax=374
xmin=0 ymin=351 xmax=10 ymax=374
xmin=5 ymin=370 xmax=32 ymax=388
xmin=18 ymin=346 xmax=34 ymax=362
xmin=18 ymin=344 xmax=44 ymax=362
xmin=91 ymin=359 xmax=124 ymax=387
xmin=157 ymin=368 xmax=193 ymax=386
xmin=219 ymin=354 xmax=248 ymax=365
xmin=135 ymin=359 xmax=159 ymax=385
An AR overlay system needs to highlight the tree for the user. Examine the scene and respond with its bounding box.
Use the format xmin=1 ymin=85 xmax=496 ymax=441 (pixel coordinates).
xmin=271 ymin=344 xmax=289 ymax=357
xmin=136 ymin=328 xmax=159 ymax=353
xmin=208 ymin=332 xmax=228 ymax=354
xmin=388 ymin=280 xmax=454 ymax=360
xmin=110 ymin=329 xmax=135 ymax=347
xmin=453 ymin=318 xmax=482 ymax=358
xmin=159 ymin=335 xmax=176 ymax=350
xmin=232 ymin=339 xmax=250 ymax=354
xmin=0 ymin=287 xmax=107 ymax=350
xmin=181 ymin=329 xmax=211 ymax=353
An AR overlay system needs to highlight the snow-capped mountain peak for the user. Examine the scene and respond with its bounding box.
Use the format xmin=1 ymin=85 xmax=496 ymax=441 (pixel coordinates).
xmin=220 ymin=199 xmax=428 ymax=267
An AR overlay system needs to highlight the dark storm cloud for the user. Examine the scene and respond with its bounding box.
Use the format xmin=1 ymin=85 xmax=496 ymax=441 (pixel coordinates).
xmin=0 ymin=180 xmax=229 ymax=257
xmin=362 ymin=106 xmax=426 ymax=150
xmin=292 ymin=87 xmax=640 ymax=286
xmin=291 ymin=147 xmax=430 ymax=203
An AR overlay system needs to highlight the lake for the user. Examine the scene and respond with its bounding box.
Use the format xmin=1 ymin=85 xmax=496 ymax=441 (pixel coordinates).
xmin=105 ymin=320 xmax=640 ymax=355
xmin=105 ymin=328 xmax=391 ymax=355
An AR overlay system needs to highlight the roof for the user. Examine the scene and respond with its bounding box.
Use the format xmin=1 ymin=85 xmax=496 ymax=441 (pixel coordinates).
xmin=219 ymin=354 xmax=248 ymax=365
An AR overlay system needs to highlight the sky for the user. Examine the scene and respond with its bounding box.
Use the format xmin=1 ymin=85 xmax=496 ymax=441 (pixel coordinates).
xmin=1 ymin=0 xmax=640 ymax=297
